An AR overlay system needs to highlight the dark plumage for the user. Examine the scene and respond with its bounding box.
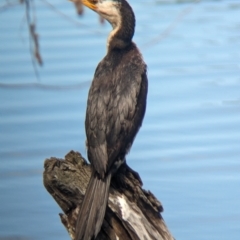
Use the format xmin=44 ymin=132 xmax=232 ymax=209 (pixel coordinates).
xmin=75 ymin=0 xmax=148 ymax=239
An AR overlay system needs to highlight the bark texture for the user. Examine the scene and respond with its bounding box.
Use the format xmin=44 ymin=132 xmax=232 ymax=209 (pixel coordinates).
xmin=43 ymin=150 xmax=174 ymax=240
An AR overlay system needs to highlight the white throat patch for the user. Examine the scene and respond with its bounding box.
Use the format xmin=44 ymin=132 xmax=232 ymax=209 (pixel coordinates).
xmin=96 ymin=1 xmax=122 ymax=48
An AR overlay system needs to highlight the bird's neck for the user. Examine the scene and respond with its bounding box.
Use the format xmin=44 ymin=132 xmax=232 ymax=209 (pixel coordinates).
xmin=107 ymin=1 xmax=135 ymax=51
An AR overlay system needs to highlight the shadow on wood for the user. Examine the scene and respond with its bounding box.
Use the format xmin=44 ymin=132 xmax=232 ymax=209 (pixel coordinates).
xmin=43 ymin=150 xmax=174 ymax=240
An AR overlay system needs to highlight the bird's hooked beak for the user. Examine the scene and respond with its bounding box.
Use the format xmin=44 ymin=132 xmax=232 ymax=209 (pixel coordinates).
xmin=81 ymin=0 xmax=97 ymax=11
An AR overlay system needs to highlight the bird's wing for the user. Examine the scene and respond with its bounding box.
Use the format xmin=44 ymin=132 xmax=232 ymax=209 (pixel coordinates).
xmin=85 ymin=79 xmax=110 ymax=177
xmin=106 ymin=69 xmax=148 ymax=169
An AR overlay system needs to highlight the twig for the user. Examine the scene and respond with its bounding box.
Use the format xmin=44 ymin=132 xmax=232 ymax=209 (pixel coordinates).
xmin=24 ymin=0 xmax=42 ymax=80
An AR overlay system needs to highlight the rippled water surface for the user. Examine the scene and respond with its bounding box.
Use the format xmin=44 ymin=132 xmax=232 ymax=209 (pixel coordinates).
xmin=0 ymin=0 xmax=240 ymax=239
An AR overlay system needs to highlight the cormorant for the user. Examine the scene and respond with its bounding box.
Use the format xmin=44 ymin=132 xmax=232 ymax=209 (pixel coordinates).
xmin=75 ymin=0 xmax=148 ymax=239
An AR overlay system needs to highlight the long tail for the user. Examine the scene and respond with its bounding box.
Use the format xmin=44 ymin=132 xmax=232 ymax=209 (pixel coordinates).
xmin=75 ymin=171 xmax=112 ymax=240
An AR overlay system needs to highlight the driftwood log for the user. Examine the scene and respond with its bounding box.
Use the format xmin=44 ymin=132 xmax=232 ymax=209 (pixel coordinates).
xmin=43 ymin=150 xmax=174 ymax=240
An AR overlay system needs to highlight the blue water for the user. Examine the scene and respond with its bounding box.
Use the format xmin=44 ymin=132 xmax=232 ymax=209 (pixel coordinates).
xmin=0 ymin=0 xmax=240 ymax=239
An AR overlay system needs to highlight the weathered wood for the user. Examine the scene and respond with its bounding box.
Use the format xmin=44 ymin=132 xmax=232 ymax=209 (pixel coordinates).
xmin=43 ymin=150 xmax=174 ymax=240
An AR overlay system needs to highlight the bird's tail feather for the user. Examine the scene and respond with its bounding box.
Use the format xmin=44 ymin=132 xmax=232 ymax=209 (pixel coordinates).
xmin=75 ymin=172 xmax=112 ymax=240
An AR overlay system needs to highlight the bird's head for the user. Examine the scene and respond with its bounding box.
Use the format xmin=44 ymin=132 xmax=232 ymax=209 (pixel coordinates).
xmin=81 ymin=0 xmax=122 ymax=28
xmin=73 ymin=0 xmax=135 ymax=49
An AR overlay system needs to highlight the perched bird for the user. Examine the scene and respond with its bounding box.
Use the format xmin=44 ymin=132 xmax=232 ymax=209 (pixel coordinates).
xmin=75 ymin=0 xmax=148 ymax=239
